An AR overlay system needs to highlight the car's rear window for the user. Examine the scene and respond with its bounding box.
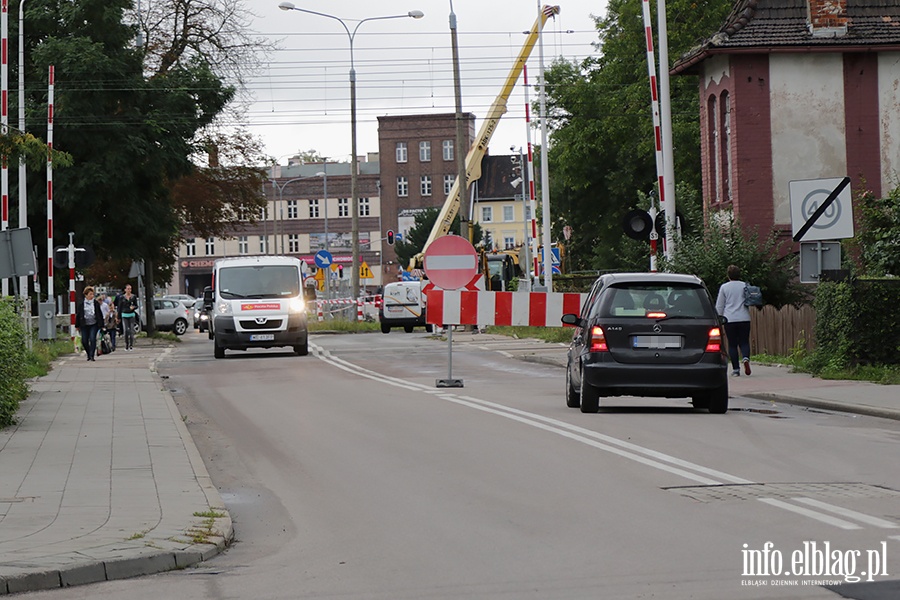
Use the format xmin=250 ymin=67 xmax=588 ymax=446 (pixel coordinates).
xmin=594 ymin=284 xmax=711 ymax=318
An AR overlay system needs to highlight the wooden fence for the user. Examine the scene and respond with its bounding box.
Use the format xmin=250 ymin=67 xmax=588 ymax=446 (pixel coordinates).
xmin=749 ymin=304 xmax=816 ymax=356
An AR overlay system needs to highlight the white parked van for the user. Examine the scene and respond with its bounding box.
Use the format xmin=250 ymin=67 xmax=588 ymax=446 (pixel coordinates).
xmin=207 ymin=256 xmax=309 ymax=358
xmin=379 ymin=280 xmax=431 ymax=333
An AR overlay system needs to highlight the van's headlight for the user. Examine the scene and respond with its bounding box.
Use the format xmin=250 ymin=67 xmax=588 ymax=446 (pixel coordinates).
xmin=216 ymin=301 xmax=232 ymax=315
xmin=289 ymin=297 xmax=306 ymax=313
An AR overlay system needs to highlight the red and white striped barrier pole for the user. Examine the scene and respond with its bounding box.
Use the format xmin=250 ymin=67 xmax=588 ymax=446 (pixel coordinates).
xmin=357 ymin=298 xmax=363 ymax=322
xmin=47 ymin=66 xmax=55 ymax=299
xmin=524 ymin=64 xmax=540 ymax=282
xmin=67 ymin=236 xmax=76 ymax=349
xmin=642 ymin=0 xmax=666 ymax=265
xmin=1 ymin=0 xmax=8 ymax=298
xmin=424 ymin=289 xmax=586 ymax=328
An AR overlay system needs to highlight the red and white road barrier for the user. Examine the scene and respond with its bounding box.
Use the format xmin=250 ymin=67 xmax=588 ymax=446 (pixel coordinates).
xmin=315 ymin=296 xmax=381 ymax=322
xmin=424 ymin=290 xmax=586 ymax=327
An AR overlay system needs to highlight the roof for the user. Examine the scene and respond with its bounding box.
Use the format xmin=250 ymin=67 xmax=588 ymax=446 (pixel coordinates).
xmin=673 ymin=0 xmax=900 ymax=74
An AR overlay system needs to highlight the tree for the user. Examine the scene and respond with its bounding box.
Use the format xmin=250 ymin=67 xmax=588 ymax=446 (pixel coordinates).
xmin=659 ymin=213 xmax=807 ymax=308
xmin=393 ymin=208 xmax=482 ymax=269
xmin=849 ymin=185 xmax=900 ymax=277
xmin=541 ymin=0 xmax=732 ymax=272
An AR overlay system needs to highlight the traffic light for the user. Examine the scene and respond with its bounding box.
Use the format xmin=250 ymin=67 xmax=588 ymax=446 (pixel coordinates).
xmin=337 ymin=264 xmax=344 ymax=278
xmin=387 ymin=230 xmax=395 ymax=245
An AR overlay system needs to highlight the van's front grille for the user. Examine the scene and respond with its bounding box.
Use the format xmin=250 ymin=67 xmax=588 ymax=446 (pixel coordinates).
xmin=239 ymin=319 xmax=283 ymax=330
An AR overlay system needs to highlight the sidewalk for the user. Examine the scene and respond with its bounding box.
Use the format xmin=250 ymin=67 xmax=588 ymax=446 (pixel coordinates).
xmin=0 ymin=341 xmax=232 ymax=595
xmin=465 ymin=333 xmax=900 ymax=421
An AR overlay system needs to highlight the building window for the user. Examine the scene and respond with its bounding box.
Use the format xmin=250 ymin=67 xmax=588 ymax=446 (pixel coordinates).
xmin=260 ymin=205 xmax=267 ymax=220
xmin=309 ymin=198 xmax=319 ymax=218
xmin=205 ymin=237 xmax=215 ymax=255
xmin=396 ymin=142 xmax=408 ymax=163
xmin=420 ymin=175 xmax=432 ymax=197
xmin=443 ymin=174 xmax=455 ymax=196
xmin=238 ymin=236 xmax=248 ymax=255
xmin=503 ymin=206 xmax=514 ymax=222
xmin=338 ymin=198 xmax=349 ymax=217
xmin=708 ymin=95 xmax=719 ymax=203
xmin=288 ymin=234 xmax=299 ymax=253
xmin=481 ymin=206 xmax=493 ymax=222
xmin=442 ymin=139 xmax=454 ymax=161
xmin=259 ymin=235 xmax=268 ymax=253
xmin=397 ymin=176 xmax=408 ymax=197
xmin=359 ymin=197 xmax=370 ymax=217
xmin=419 ymin=141 xmax=431 ymax=162
xmin=504 ymin=236 xmax=515 ymax=250
xmin=721 ymin=91 xmax=732 ymax=203
xmin=185 ymin=238 xmax=196 ymax=257
xmin=287 ymin=199 xmax=298 ymax=219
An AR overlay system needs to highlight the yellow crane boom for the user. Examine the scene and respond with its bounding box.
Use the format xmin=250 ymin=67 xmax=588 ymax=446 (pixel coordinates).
xmin=409 ymin=5 xmax=560 ymax=270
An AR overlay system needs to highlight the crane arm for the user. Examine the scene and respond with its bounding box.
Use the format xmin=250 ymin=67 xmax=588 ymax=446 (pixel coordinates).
xmin=408 ymin=5 xmax=560 ymax=270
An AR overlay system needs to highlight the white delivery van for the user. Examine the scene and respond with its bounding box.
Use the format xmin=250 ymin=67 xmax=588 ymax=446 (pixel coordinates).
xmin=379 ymin=280 xmax=431 ymax=333
xmin=207 ymin=256 xmax=309 ymax=358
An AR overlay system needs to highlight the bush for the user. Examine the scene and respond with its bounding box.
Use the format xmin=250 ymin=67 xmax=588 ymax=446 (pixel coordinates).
xmin=0 ymin=299 xmax=28 ymax=428
xmin=813 ymin=278 xmax=900 ymax=367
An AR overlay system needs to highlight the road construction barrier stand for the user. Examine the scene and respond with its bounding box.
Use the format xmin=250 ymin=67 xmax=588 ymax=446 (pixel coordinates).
xmin=424 ymin=290 xmax=586 ymax=327
xmin=315 ymin=297 xmax=380 ymax=322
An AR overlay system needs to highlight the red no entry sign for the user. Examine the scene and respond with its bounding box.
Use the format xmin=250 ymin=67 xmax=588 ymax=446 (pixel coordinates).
xmin=423 ymin=235 xmax=478 ymax=290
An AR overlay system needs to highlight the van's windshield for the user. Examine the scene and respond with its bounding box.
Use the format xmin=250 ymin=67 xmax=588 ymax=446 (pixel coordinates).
xmin=218 ymin=266 xmax=301 ymax=299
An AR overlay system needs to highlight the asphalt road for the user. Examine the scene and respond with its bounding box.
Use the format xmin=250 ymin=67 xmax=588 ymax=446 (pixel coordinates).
xmin=20 ymin=329 xmax=900 ymax=599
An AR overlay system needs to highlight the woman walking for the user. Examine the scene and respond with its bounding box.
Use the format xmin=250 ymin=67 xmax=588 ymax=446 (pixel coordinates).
xmin=75 ymin=286 xmax=103 ymax=361
xmin=116 ymin=284 xmax=139 ymax=351
xmin=715 ymin=265 xmax=752 ymax=376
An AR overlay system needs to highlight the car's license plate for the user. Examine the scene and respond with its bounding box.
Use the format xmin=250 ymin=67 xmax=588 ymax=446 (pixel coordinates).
xmin=250 ymin=334 xmax=275 ymax=342
xmin=632 ymin=335 xmax=681 ymax=349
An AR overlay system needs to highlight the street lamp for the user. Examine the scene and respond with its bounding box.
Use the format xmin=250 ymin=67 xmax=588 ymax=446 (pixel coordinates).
xmin=271 ymin=174 xmax=325 ymax=256
xmin=278 ymin=2 xmax=424 ymax=299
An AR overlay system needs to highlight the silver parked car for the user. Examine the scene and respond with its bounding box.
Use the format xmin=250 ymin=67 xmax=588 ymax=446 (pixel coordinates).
xmin=135 ymin=298 xmax=191 ymax=335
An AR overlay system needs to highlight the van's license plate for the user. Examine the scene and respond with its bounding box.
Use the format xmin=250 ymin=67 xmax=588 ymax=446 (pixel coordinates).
xmin=250 ymin=334 xmax=275 ymax=341
xmin=632 ymin=335 xmax=681 ymax=349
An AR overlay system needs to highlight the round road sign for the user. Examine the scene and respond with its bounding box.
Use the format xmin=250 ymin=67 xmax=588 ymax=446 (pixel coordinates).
xmin=423 ymin=235 xmax=478 ymax=290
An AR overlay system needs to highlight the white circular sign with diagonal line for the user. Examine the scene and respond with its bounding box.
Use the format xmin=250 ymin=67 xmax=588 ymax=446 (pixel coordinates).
xmin=424 ymin=235 xmax=478 ymax=290
xmin=789 ymin=177 xmax=855 ymax=241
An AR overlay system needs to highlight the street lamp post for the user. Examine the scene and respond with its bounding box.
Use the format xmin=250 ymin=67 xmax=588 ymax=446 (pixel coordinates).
xmin=278 ymin=2 xmax=424 ymax=299
xmin=271 ymin=175 xmax=326 ymax=257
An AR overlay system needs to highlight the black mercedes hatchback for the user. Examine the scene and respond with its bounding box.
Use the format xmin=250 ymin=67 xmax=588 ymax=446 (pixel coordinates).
xmin=561 ymin=273 xmax=729 ymax=414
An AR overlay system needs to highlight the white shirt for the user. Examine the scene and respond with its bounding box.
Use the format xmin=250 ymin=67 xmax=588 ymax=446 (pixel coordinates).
xmin=716 ymin=280 xmax=751 ymax=323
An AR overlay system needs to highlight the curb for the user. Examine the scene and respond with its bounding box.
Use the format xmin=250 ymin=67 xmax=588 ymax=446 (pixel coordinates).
xmin=744 ymin=393 xmax=900 ymax=422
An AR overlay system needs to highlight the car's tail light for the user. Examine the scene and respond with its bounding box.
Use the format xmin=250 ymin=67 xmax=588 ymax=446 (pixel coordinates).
xmin=646 ymin=311 xmax=667 ymax=319
xmin=589 ymin=326 xmax=609 ymax=352
xmin=705 ymin=327 xmax=722 ymax=353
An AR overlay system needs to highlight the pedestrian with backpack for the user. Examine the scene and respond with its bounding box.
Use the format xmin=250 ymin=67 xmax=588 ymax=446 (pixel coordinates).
xmin=715 ymin=265 xmax=754 ymax=377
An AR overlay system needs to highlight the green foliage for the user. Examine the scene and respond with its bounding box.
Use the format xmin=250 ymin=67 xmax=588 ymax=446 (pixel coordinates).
xmin=0 ymin=300 xmax=28 ymax=428
xmin=659 ymin=214 xmax=806 ymax=308
xmin=543 ymin=0 xmax=732 ymax=272
xmin=484 ymin=326 xmax=574 ymax=344
xmin=849 ymin=185 xmax=900 ymax=276
xmin=308 ymin=319 xmax=381 ymax=333
xmin=23 ymin=336 xmax=77 ymax=379
xmin=392 ymin=207 xmax=482 ymax=268
xmin=812 ymin=279 xmax=900 ymax=368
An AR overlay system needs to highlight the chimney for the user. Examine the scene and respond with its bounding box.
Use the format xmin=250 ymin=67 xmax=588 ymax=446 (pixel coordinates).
xmin=807 ymin=0 xmax=849 ymax=37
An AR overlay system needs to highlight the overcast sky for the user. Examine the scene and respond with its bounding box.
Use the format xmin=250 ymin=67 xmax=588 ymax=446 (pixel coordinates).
xmin=243 ymin=0 xmax=611 ymax=163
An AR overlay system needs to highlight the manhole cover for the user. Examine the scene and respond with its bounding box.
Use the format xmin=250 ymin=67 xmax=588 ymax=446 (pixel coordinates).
xmin=664 ymin=482 xmax=900 ymax=503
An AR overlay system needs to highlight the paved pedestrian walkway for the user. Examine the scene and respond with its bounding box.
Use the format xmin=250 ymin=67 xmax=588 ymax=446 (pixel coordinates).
xmin=1 ymin=332 xmax=897 ymax=595
xmin=0 ymin=341 xmax=231 ymax=595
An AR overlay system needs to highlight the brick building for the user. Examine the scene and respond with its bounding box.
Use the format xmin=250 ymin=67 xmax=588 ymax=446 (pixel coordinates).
xmin=672 ymin=0 xmax=900 ymax=248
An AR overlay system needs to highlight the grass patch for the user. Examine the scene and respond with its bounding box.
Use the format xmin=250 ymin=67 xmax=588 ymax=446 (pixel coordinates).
xmin=126 ymin=531 xmax=147 ymax=541
xmin=193 ymin=509 xmax=226 ymax=519
xmin=484 ymin=325 xmax=573 ymax=344
xmin=23 ymin=335 xmax=77 ymax=379
xmin=141 ymin=331 xmax=180 ymax=343
xmin=187 ymin=509 xmax=227 ymax=545
xmin=308 ymin=318 xmax=381 ymax=333
xmin=753 ymin=353 xmax=900 ymax=384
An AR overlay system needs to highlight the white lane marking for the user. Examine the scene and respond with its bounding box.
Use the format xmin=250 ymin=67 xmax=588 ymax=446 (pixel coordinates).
xmin=890 ymin=536 xmax=900 ymax=542
xmin=792 ymin=497 xmax=899 ymax=529
xmin=759 ymin=498 xmax=862 ymax=530
xmin=497 ymin=351 xmax=514 ymax=358
xmin=311 ymin=342 xmax=887 ymax=529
